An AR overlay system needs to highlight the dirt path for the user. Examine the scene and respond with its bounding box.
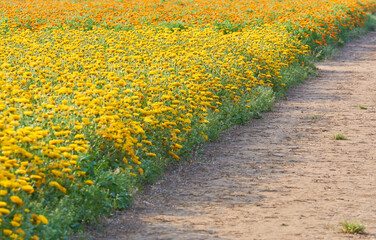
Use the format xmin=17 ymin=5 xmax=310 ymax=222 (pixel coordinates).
xmin=85 ymin=31 xmax=376 ymax=240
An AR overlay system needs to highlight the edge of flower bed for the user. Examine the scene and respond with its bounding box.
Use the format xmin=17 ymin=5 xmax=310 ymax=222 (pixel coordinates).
xmin=69 ymin=11 xmax=376 ymax=240
xmin=0 ymin=9 xmax=368 ymax=239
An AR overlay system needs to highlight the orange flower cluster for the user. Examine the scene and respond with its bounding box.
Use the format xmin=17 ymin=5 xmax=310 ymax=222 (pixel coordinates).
xmin=0 ymin=0 xmax=375 ymax=34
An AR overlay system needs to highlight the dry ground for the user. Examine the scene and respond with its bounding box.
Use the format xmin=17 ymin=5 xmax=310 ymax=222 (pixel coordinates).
xmin=83 ymin=31 xmax=376 ymax=240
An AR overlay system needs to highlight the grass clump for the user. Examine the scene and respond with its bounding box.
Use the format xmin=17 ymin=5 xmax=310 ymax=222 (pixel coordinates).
xmin=341 ymin=220 xmax=366 ymax=234
xmin=333 ymin=133 xmax=347 ymax=140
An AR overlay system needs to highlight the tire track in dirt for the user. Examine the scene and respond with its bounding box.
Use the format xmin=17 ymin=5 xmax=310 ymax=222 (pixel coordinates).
xmin=84 ymin=31 xmax=376 ymax=240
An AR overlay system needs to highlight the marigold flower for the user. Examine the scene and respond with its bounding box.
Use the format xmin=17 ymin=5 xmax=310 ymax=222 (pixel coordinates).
xmin=3 ymin=229 xmax=12 ymax=236
xmin=10 ymin=220 xmax=20 ymax=227
xmin=21 ymin=185 xmax=34 ymax=194
xmin=10 ymin=196 xmax=24 ymax=206
xmin=84 ymin=180 xmax=95 ymax=185
xmin=0 ymin=208 xmax=10 ymax=215
xmin=38 ymin=215 xmax=48 ymax=224
xmin=169 ymin=151 xmax=180 ymax=160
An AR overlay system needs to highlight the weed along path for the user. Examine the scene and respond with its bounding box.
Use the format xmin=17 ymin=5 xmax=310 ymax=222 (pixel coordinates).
xmin=86 ymin=31 xmax=376 ymax=240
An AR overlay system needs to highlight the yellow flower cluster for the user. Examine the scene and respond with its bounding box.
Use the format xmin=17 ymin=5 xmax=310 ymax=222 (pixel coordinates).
xmin=0 ymin=0 xmax=374 ymax=237
xmin=0 ymin=24 xmax=306 ymax=238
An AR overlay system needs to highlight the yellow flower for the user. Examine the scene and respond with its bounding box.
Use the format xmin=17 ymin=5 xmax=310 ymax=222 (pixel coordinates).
xmin=0 ymin=201 xmax=7 ymax=207
xmin=31 ymin=175 xmax=42 ymax=180
xmin=15 ymin=229 xmax=25 ymax=235
xmin=10 ymin=220 xmax=21 ymax=227
xmin=141 ymin=140 xmax=152 ymax=145
xmin=21 ymin=185 xmax=34 ymax=194
xmin=0 ymin=190 xmax=7 ymax=196
xmin=38 ymin=215 xmax=48 ymax=224
xmin=23 ymin=111 xmax=33 ymax=116
xmin=74 ymin=134 xmax=85 ymax=139
xmin=3 ymin=229 xmax=12 ymax=236
xmin=49 ymin=181 xmax=67 ymax=194
xmin=84 ymin=180 xmax=95 ymax=185
xmin=0 ymin=208 xmax=10 ymax=215
xmin=169 ymin=151 xmax=180 ymax=160
xmin=10 ymin=196 xmax=24 ymax=206
xmin=23 ymin=72 xmax=32 ymax=78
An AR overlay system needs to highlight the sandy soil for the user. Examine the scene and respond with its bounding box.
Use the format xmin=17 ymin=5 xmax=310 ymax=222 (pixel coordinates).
xmin=83 ymin=31 xmax=376 ymax=240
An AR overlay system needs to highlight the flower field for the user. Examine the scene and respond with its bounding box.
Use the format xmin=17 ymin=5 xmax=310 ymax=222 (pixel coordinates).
xmin=0 ymin=0 xmax=375 ymax=239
